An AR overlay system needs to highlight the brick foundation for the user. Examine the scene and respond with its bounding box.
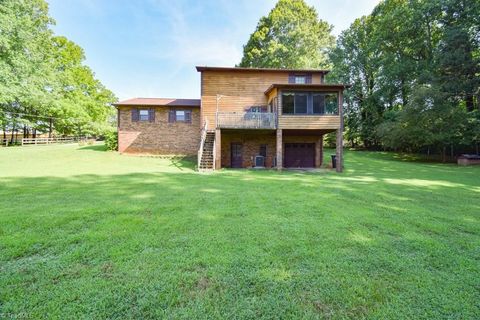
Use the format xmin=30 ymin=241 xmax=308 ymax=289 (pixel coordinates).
xmin=220 ymin=131 xmax=323 ymax=168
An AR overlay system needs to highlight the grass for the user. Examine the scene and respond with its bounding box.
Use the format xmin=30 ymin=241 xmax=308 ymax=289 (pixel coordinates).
xmin=0 ymin=143 xmax=479 ymax=319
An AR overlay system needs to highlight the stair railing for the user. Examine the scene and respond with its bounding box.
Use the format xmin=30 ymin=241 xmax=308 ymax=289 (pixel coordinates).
xmin=212 ymin=131 xmax=216 ymax=171
xmin=197 ymin=119 xmax=209 ymax=170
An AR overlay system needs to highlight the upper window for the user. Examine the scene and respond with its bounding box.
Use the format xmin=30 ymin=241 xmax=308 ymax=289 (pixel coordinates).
xmin=289 ymin=73 xmax=312 ymax=84
xmin=282 ymin=92 xmax=338 ymax=115
xmin=294 ymin=93 xmax=308 ymax=114
xmin=282 ymin=93 xmax=295 ymax=114
xmin=169 ymin=109 xmax=192 ymax=123
xmin=139 ymin=109 xmax=149 ymax=121
xmin=176 ymin=110 xmax=185 ymax=122
xmin=132 ymin=108 xmax=154 ymax=122
xmin=295 ymin=76 xmax=306 ymax=84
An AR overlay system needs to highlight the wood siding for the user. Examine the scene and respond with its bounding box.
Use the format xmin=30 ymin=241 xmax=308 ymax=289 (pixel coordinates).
xmin=200 ymin=70 xmax=324 ymax=130
xmin=278 ymin=115 xmax=341 ymax=129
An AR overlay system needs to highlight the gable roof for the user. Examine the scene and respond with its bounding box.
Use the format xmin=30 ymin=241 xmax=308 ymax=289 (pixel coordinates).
xmin=114 ymin=98 xmax=201 ymax=107
xmin=196 ymin=66 xmax=330 ymax=74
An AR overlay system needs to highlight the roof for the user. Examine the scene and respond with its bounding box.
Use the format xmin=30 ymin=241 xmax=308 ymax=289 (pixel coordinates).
xmin=264 ymin=83 xmax=351 ymax=95
xmin=196 ymin=66 xmax=330 ymax=74
xmin=114 ymin=98 xmax=201 ymax=107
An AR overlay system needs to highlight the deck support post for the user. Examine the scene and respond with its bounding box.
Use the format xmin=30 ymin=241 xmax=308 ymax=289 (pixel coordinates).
xmin=276 ymin=129 xmax=283 ymax=170
xmin=336 ymin=91 xmax=344 ymax=172
xmin=215 ymin=129 xmax=221 ymax=170
xmin=316 ymin=135 xmax=323 ymax=168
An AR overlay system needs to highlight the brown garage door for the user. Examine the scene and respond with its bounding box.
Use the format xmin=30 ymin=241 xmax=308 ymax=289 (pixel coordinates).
xmin=284 ymin=143 xmax=315 ymax=168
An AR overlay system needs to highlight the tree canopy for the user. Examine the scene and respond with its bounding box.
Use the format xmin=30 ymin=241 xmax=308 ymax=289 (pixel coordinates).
xmin=0 ymin=0 xmax=116 ymax=141
xmin=330 ymin=0 xmax=480 ymax=157
xmin=238 ymin=0 xmax=335 ymax=69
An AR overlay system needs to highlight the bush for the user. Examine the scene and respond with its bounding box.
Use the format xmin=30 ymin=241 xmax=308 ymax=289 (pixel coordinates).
xmin=104 ymin=129 xmax=118 ymax=151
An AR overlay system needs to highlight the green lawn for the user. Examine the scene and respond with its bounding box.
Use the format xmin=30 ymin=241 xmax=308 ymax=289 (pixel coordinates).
xmin=1 ymin=144 xmax=479 ymax=319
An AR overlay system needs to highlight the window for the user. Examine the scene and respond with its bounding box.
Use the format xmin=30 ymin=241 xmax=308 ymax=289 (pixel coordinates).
xmin=139 ymin=109 xmax=149 ymax=121
xmin=176 ymin=110 xmax=185 ymax=121
xmin=132 ymin=108 xmax=154 ymax=122
xmin=282 ymin=92 xmax=338 ymax=115
xmin=313 ymin=94 xmax=325 ymax=114
xmin=324 ymin=94 xmax=338 ymax=114
xmin=169 ymin=109 xmax=192 ymax=123
xmin=282 ymin=93 xmax=295 ymax=114
xmin=295 ymin=75 xmax=306 ymax=84
xmin=259 ymin=144 xmax=267 ymax=157
xmin=294 ymin=94 xmax=308 ymax=114
xmin=289 ymin=73 xmax=312 ymax=84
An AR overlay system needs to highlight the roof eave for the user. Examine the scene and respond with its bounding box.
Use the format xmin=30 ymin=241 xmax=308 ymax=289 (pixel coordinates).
xmin=264 ymin=83 xmax=351 ymax=95
xmin=196 ymin=66 xmax=330 ymax=74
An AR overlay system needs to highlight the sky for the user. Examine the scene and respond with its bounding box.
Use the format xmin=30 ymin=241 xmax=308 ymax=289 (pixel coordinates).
xmin=48 ymin=0 xmax=380 ymax=101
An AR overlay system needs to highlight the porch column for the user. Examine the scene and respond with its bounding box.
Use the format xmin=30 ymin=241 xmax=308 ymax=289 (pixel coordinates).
xmin=276 ymin=129 xmax=283 ymax=170
xmin=215 ymin=129 xmax=221 ymax=170
xmin=336 ymin=91 xmax=344 ymax=172
xmin=316 ymin=135 xmax=324 ymax=167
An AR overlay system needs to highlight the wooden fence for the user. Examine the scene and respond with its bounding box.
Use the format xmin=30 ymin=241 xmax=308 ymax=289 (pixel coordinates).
xmin=21 ymin=137 xmax=79 ymax=146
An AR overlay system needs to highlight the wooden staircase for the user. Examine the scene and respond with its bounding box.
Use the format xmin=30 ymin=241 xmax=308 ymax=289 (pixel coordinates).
xmin=198 ymin=131 xmax=215 ymax=171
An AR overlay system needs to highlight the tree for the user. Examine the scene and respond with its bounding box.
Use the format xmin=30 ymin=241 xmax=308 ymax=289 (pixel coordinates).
xmin=332 ymin=0 xmax=480 ymax=156
xmin=330 ymin=16 xmax=382 ymax=148
xmin=0 ymin=0 xmax=54 ymax=141
xmin=49 ymin=36 xmax=116 ymax=137
xmin=238 ymin=0 xmax=334 ymax=68
xmin=0 ymin=0 xmax=116 ymax=141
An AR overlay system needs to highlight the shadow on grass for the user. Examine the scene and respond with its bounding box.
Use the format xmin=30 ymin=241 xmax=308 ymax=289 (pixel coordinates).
xmin=78 ymin=144 xmax=109 ymax=152
xmin=1 ymin=166 xmax=479 ymax=318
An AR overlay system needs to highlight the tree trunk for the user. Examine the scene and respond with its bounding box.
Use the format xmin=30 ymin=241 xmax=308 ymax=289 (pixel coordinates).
xmin=33 ymin=128 xmax=37 ymax=138
xmin=466 ymin=94 xmax=474 ymax=112
xmin=10 ymin=123 xmax=15 ymax=144
xmin=442 ymin=146 xmax=446 ymax=163
xmin=450 ymin=144 xmax=454 ymax=161
xmin=49 ymin=118 xmax=53 ymax=138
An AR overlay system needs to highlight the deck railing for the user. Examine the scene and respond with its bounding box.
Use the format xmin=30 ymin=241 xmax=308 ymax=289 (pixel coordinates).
xmin=216 ymin=112 xmax=277 ymax=129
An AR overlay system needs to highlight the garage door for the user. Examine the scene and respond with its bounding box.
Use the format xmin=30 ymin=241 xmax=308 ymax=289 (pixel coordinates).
xmin=284 ymin=143 xmax=315 ymax=168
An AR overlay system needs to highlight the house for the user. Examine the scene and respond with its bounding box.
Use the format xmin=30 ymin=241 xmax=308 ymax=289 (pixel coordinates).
xmin=114 ymin=66 xmax=348 ymax=172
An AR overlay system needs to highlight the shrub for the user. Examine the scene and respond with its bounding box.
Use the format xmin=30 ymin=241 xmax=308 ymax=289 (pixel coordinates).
xmin=104 ymin=129 xmax=118 ymax=151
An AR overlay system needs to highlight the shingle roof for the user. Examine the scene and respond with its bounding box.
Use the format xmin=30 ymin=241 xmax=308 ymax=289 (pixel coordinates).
xmin=114 ymin=98 xmax=201 ymax=107
xmin=196 ymin=66 xmax=330 ymax=74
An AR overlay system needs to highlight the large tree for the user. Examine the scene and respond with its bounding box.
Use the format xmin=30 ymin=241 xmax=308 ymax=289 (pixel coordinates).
xmin=238 ymin=0 xmax=335 ymax=68
xmin=0 ymin=0 xmax=116 ymax=141
xmin=332 ymin=0 xmax=480 ymax=157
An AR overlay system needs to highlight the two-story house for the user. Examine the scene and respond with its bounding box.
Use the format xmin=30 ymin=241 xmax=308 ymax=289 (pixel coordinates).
xmin=115 ymin=66 xmax=348 ymax=172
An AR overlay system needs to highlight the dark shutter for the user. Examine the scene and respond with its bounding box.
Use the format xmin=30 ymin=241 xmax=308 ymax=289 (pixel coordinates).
xmin=288 ymin=73 xmax=295 ymax=84
xmin=131 ymin=108 xmax=139 ymax=122
xmin=168 ymin=109 xmax=176 ymax=123
xmin=306 ymin=74 xmax=312 ymax=84
xmin=149 ymin=108 xmax=155 ymax=122
xmin=185 ymin=110 xmax=192 ymax=123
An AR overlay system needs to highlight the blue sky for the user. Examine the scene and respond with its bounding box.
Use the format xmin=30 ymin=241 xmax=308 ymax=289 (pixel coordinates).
xmin=49 ymin=0 xmax=380 ymax=101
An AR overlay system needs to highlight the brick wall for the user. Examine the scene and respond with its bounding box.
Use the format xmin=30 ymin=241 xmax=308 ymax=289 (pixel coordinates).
xmin=220 ymin=132 xmax=323 ymax=168
xmin=118 ymin=106 xmax=200 ymax=155
xmin=221 ymin=132 xmax=276 ymax=168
